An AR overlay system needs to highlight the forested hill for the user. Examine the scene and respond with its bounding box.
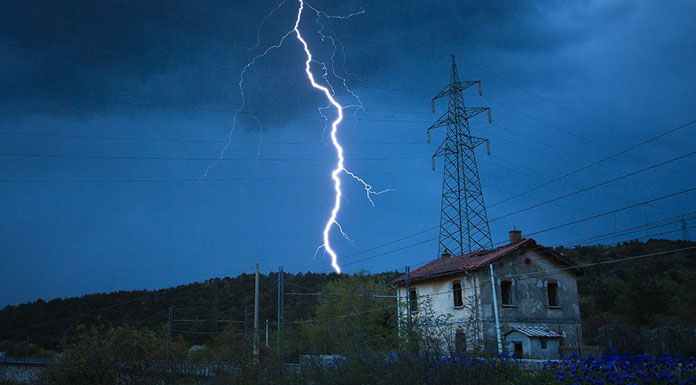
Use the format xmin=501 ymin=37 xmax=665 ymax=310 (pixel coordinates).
xmin=0 ymin=270 xmax=398 ymax=356
xmin=1 ymin=239 xmax=695 ymax=356
xmin=558 ymin=238 xmax=696 ymax=347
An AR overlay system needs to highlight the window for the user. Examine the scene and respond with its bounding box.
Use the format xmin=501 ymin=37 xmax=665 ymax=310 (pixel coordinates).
xmin=513 ymin=342 xmax=523 ymax=357
xmin=501 ymin=279 xmax=513 ymax=305
xmin=540 ymin=339 xmax=548 ymax=349
xmin=409 ymin=287 xmax=418 ymax=312
xmin=547 ymin=281 xmax=559 ymax=307
xmin=452 ymin=280 xmax=463 ymax=307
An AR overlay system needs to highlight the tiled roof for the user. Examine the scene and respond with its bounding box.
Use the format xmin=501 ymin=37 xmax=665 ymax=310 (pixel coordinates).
xmin=503 ymin=326 xmax=563 ymax=338
xmin=391 ymin=238 xmax=577 ymax=285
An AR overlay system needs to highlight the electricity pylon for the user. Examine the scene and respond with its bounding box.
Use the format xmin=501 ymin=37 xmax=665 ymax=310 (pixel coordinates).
xmin=428 ymin=54 xmax=493 ymax=256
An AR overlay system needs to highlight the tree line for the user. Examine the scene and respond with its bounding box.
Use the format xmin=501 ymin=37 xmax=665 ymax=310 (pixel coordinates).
xmin=1 ymin=239 xmax=695 ymax=358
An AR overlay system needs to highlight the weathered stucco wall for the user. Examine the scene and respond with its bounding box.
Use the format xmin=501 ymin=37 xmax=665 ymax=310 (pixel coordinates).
xmin=477 ymin=249 xmax=582 ymax=354
xmin=397 ymin=248 xmax=582 ymax=357
xmin=397 ymin=272 xmax=483 ymax=350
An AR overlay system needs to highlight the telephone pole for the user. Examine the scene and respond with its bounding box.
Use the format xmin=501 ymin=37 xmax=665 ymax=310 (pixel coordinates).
xmin=427 ymin=54 xmax=494 ymax=255
xmin=405 ymin=266 xmax=411 ymax=327
xmin=253 ymin=263 xmax=260 ymax=357
xmin=167 ymin=306 xmax=173 ymax=377
xmin=265 ymin=319 xmax=269 ymax=348
xmin=682 ymin=217 xmax=690 ymax=241
xmin=277 ymin=266 xmax=284 ymax=358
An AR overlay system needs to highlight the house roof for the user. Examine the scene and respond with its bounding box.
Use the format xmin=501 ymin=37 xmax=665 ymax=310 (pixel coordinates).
xmin=503 ymin=326 xmax=563 ymax=338
xmin=391 ymin=238 xmax=578 ymax=286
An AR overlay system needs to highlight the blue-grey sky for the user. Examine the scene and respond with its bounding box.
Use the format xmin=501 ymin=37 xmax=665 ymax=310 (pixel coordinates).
xmin=1 ymin=0 xmax=695 ymax=306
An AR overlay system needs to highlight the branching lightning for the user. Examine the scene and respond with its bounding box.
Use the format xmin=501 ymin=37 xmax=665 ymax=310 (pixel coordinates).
xmin=293 ymin=0 xmax=348 ymax=273
xmin=204 ymin=0 xmax=390 ymax=274
xmin=247 ymin=0 xmax=287 ymax=51
xmin=200 ymin=7 xmax=295 ymax=180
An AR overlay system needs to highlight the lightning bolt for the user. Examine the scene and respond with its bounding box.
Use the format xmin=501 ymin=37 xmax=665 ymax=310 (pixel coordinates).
xmin=203 ymin=0 xmax=389 ymax=273
xmin=294 ymin=0 xmax=393 ymax=274
xmin=293 ymin=0 xmax=347 ymax=273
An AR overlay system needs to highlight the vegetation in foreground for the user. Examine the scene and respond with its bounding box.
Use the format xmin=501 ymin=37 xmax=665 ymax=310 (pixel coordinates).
xmin=32 ymin=328 xmax=696 ymax=385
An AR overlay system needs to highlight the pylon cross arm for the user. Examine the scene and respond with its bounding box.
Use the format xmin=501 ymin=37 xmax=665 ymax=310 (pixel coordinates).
xmin=426 ymin=112 xmax=451 ymax=142
xmin=463 ymin=107 xmax=490 ymax=121
xmin=467 ymin=136 xmax=490 ymax=150
xmin=432 ymin=80 xmax=481 ymax=107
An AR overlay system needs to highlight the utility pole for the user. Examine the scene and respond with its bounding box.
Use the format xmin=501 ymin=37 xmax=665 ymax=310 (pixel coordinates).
xmin=244 ymin=306 xmax=248 ymax=347
xmin=682 ymin=217 xmax=690 ymax=241
xmin=489 ymin=264 xmax=502 ymax=354
xmin=212 ymin=286 xmax=218 ymax=333
xmin=253 ymin=263 xmax=260 ymax=357
xmin=167 ymin=307 xmax=173 ymax=347
xmin=428 ymin=54 xmax=493 ymax=256
xmin=167 ymin=306 xmax=173 ymax=378
xmin=405 ymin=266 xmax=411 ymax=327
xmin=277 ymin=265 xmax=284 ymax=358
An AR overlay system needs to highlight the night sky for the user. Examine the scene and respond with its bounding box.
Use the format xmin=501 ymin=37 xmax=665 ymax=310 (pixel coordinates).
xmin=1 ymin=0 xmax=695 ymax=306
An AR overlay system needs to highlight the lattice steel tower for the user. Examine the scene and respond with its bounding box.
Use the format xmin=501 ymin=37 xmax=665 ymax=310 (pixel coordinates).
xmin=428 ymin=54 xmax=493 ymax=256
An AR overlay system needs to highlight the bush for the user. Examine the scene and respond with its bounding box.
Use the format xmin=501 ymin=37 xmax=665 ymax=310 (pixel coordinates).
xmin=45 ymin=326 xmax=184 ymax=385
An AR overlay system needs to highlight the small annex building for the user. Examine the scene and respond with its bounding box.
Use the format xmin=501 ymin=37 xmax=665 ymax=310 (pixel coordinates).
xmin=503 ymin=326 xmax=563 ymax=360
xmin=391 ymin=230 xmax=583 ymax=359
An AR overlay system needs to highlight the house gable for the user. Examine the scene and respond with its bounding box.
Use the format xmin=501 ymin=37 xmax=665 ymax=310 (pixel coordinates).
xmin=391 ymin=238 xmax=579 ymax=287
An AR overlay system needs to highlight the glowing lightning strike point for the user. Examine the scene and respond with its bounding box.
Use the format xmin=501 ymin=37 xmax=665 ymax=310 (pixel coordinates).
xmin=293 ymin=0 xmax=347 ymax=273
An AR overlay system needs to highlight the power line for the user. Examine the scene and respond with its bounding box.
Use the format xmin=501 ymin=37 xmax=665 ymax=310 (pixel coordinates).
xmin=521 ymin=186 xmax=696 ymax=240
xmin=0 ymin=169 xmax=429 ymax=183
xmin=0 ymin=130 xmax=424 ymax=146
xmin=551 ymin=212 xmax=696 ymax=247
xmin=484 ymin=155 xmax=678 ymax=218
xmin=312 ymin=187 xmax=696 ymax=274
xmin=0 ymin=152 xmax=428 ymax=163
xmin=489 ymin=117 xmax=696 ymax=208
xmin=4 ymin=89 xmax=433 ymax=124
xmin=568 ymin=224 xmax=696 ymax=248
xmin=489 ymin=151 xmax=696 ymax=222
xmin=286 ymin=304 xmax=396 ymax=324
xmin=0 ymin=82 xmax=437 ymax=114
xmin=286 ymin=227 xmax=439 ymax=273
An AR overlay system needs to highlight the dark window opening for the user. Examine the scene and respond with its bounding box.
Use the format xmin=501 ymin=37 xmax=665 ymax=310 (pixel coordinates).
xmin=453 ymin=280 xmax=463 ymax=307
xmin=409 ymin=288 xmax=418 ymax=312
xmin=547 ymin=282 xmax=559 ymax=307
xmin=501 ymin=280 xmax=512 ymax=305
xmin=540 ymin=339 xmax=548 ymax=349
xmin=513 ymin=342 xmax=523 ymax=357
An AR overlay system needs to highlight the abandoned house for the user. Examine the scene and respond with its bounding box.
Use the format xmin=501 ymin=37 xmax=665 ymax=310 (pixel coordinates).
xmin=391 ymin=230 xmax=582 ymax=359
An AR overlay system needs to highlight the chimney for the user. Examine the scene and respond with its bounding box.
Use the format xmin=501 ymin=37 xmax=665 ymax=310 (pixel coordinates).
xmin=440 ymin=249 xmax=451 ymax=259
xmin=509 ymin=229 xmax=522 ymax=244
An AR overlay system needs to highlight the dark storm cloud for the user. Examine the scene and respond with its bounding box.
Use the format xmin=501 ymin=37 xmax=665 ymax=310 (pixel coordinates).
xmin=0 ymin=0 xmax=634 ymax=123
xmin=330 ymin=0 xmax=633 ymax=54
xmin=0 ymin=0 xmax=308 ymax=122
